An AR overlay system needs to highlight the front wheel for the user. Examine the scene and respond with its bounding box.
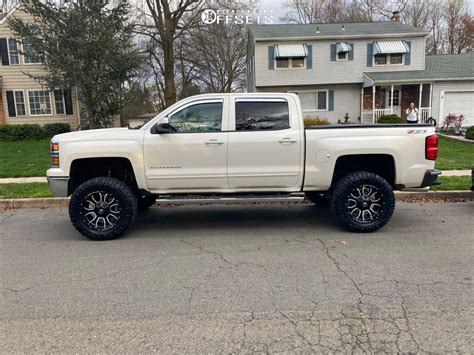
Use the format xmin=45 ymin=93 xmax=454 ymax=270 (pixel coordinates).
xmin=69 ymin=177 xmax=138 ymax=240
xmin=330 ymin=172 xmax=395 ymax=233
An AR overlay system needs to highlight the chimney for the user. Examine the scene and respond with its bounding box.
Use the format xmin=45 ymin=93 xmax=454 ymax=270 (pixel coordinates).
xmin=391 ymin=11 xmax=401 ymax=22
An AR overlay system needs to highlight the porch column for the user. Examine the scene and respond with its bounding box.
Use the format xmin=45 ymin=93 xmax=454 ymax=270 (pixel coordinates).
xmin=419 ymin=83 xmax=423 ymax=107
xmin=428 ymin=83 xmax=433 ymax=118
xmin=360 ymin=87 xmax=364 ymax=122
xmin=390 ymin=85 xmax=394 ymax=114
xmin=372 ymin=85 xmax=376 ymax=123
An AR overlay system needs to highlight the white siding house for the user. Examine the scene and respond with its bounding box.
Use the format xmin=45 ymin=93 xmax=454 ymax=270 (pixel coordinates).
xmin=247 ymin=22 xmax=474 ymax=126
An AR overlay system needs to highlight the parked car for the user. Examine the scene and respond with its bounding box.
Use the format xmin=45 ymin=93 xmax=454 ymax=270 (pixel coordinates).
xmin=47 ymin=93 xmax=440 ymax=240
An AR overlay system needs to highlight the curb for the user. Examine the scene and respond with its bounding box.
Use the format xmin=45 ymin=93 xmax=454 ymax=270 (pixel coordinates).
xmin=1 ymin=191 xmax=473 ymax=209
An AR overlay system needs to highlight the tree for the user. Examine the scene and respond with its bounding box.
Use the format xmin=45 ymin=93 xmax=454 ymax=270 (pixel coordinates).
xmin=120 ymin=82 xmax=157 ymax=122
xmin=8 ymin=0 xmax=141 ymax=128
xmin=138 ymin=0 xmax=203 ymax=107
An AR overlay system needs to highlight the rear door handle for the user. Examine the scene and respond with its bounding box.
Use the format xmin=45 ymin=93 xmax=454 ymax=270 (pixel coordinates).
xmin=205 ymin=139 xmax=224 ymax=145
xmin=278 ymin=138 xmax=297 ymax=144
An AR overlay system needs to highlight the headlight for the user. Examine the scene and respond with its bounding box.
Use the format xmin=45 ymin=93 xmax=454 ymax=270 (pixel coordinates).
xmin=50 ymin=142 xmax=60 ymax=167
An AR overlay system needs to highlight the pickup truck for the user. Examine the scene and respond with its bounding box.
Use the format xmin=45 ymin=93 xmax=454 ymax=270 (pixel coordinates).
xmin=47 ymin=93 xmax=440 ymax=240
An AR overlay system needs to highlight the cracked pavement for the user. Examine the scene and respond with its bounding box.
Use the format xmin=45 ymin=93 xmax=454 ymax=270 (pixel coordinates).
xmin=1 ymin=202 xmax=473 ymax=353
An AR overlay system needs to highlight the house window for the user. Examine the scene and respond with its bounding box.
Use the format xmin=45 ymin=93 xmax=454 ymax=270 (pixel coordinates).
xmin=389 ymin=90 xmax=400 ymax=106
xmin=297 ymin=91 xmax=328 ymax=111
xmin=14 ymin=91 xmax=26 ymax=116
xmin=28 ymin=90 xmax=52 ymax=115
xmin=374 ymin=53 xmax=404 ymax=66
xmin=7 ymin=39 xmax=20 ymax=65
xmin=337 ymin=51 xmax=347 ymax=61
xmin=53 ymin=90 xmax=65 ymax=115
xmin=390 ymin=53 xmax=403 ymax=64
xmin=275 ymin=57 xmax=305 ymax=69
xmin=23 ymin=41 xmax=43 ymax=64
xmin=374 ymin=54 xmax=387 ymax=65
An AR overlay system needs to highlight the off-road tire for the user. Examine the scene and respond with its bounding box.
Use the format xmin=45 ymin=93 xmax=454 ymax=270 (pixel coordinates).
xmin=138 ymin=194 xmax=157 ymax=211
xmin=330 ymin=171 xmax=395 ymax=233
xmin=69 ymin=177 xmax=138 ymax=240
xmin=305 ymin=191 xmax=330 ymax=207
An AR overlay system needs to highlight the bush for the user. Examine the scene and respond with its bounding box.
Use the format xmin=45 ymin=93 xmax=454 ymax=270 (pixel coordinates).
xmin=0 ymin=123 xmax=70 ymax=141
xmin=304 ymin=117 xmax=331 ymax=126
xmin=466 ymin=126 xmax=474 ymax=140
xmin=42 ymin=123 xmax=71 ymax=138
xmin=377 ymin=114 xmax=403 ymax=124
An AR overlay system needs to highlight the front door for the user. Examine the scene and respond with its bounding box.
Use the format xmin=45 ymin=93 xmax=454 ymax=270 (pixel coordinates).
xmin=227 ymin=97 xmax=303 ymax=190
xmin=401 ymin=85 xmax=418 ymax=121
xmin=143 ymin=98 xmax=228 ymax=192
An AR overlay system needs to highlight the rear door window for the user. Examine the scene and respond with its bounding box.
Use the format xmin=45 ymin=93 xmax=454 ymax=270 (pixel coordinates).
xmin=235 ymin=101 xmax=290 ymax=131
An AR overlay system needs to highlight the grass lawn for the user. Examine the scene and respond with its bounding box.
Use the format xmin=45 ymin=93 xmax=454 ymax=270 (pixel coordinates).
xmin=0 ymin=176 xmax=471 ymax=199
xmin=431 ymin=176 xmax=472 ymax=191
xmin=436 ymin=136 xmax=474 ymax=170
xmin=0 ymin=139 xmax=51 ymax=178
xmin=0 ymin=183 xmax=52 ymax=199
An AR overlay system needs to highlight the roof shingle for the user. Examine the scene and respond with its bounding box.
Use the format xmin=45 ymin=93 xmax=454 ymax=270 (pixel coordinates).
xmin=249 ymin=22 xmax=427 ymax=40
xmin=365 ymin=53 xmax=474 ymax=82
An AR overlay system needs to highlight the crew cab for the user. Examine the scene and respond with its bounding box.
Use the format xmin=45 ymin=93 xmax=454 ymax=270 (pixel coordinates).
xmin=47 ymin=93 xmax=440 ymax=240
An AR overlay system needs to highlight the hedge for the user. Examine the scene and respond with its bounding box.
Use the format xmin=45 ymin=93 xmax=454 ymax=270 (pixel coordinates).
xmin=0 ymin=123 xmax=71 ymax=141
xmin=304 ymin=117 xmax=331 ymax=126
xmin=466 ymin=126 xmax=474 ymax=140
xmin=377 ymin=114 xmax=403 ymax=124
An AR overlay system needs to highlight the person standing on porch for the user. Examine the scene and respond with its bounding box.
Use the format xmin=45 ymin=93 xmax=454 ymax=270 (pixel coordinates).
xmin=406 ymin=102 xmax=419 ymax=123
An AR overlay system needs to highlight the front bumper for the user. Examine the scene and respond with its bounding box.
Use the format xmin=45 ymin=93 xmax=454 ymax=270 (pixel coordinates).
xmin=420 ymin=169 xmax=442 ymax=188
xmin=47 ymin=176 xmax=69 ymax=197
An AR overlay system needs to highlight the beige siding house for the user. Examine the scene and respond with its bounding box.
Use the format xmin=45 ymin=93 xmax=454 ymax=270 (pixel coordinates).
xmin=0 ymin=5 xmax=80 ymax=127
xmin=247 ymin=21 xmax=474 ymax=126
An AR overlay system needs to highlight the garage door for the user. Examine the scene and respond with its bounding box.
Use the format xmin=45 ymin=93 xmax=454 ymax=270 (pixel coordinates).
xmin=443 ymin=91 xmax=474 ymax=126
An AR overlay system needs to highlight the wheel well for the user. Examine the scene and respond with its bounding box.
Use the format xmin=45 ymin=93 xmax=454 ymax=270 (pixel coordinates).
xmin=332 ymin=154 xmax=396 ymax=187
xmin=68 ymin=157 xmax=138 ymax=196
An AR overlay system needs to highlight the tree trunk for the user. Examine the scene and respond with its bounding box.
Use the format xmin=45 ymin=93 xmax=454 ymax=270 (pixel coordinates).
xmin=163 ymin=39 xmax=176 ymax=107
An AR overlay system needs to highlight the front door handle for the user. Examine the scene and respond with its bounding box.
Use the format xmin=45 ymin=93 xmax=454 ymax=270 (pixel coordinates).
xmin=205 ymin=139 xmax=224 ymax=146
xmin=278 ymin=138 xmax=297 ymax=144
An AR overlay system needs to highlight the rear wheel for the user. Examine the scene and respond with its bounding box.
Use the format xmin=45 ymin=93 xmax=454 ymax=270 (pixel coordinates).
xmin=305 ymin=191 xmax=330 ymax=207
xmin=69 ymin=177 xmax=138 ymax=240
xmin=330 ymin=171 xmax=395 ymax=233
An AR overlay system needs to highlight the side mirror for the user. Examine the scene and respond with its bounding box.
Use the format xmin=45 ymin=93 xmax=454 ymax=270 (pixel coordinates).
xmin=151 ymin=116 xmax=170 ymax=134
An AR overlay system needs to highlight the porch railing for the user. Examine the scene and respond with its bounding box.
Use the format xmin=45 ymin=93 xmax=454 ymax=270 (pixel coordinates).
xmin=374 ymin=109 xmax=393 ymax=122
xmin=419 ymin=107 xmax=432 ymax=123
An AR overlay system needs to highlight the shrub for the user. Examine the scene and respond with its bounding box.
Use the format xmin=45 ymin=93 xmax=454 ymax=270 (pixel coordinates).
xmin=304 ymin=117 xmax=331 ymax=126
xmin=377 ymin=114 xmax=403 ymax=124
xmin=42 ymin=123 xmax=71 ymax=138
xmin=442 ymin=114 xmax=465 ymax=135
xmin=466 ymin=126 xmax=474 ymax=140
xmin=0 ymin=123 xmax=70 ymax=141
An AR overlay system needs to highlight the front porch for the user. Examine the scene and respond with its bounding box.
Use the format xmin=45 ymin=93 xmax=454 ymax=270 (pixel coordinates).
xmin=361 ymin=83 xmax=433 ymax=124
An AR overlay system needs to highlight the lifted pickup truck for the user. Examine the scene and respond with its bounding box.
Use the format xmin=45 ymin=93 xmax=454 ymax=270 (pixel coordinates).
xmin=47 ymin=93 xmax=440 ymax=240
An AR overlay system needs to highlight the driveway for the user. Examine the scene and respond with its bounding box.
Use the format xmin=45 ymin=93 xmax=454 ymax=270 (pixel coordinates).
xmin=1 ymin=202 xmax=473 ymax=352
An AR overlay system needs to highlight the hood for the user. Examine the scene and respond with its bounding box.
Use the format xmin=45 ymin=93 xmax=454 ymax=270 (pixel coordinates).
xmin=52 ymin=127 xmax=135 ymax=143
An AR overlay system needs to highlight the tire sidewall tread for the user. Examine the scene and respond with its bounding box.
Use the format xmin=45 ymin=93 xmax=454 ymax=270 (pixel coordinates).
xmin=69 ymin=177 xmax=138 ymax=240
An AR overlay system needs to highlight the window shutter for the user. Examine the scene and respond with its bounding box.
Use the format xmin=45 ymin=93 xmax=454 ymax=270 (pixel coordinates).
xmin=6 ymin=91 xmax=16 ymax=117
xmin=268 ymin=46 xmax=274 ymax=70
xmin=330 ymin=44 xmax=336 ymax=61
xmin=0 ymin=38 xmax=9 ymax=66
xmin=348 ymin=43 xmax=354 ymax=61
xmin=306 ymin=44 xmax=312 ymax=69
xmin=64 ymin=89 xmax=74 ymax=115
xmin=405 ymin=41 xmax=411 ymax=65
xmin=367 ymin=43 xmax=373 ymax=67
xmin=328 ymin=90 xmax=334 ymax=111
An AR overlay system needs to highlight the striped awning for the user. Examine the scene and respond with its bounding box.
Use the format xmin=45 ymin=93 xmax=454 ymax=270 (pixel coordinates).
xmin=336 ymin=42 xmax=350 ymax=53
xmin=373 ymin=41 xmax=410 ymax=54
xmin=274 ymin=44 xmax=308 ymax=58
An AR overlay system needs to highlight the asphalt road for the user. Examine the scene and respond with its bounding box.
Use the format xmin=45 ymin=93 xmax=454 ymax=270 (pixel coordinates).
xmin=1 ymin=202 xmax=473 ymax=353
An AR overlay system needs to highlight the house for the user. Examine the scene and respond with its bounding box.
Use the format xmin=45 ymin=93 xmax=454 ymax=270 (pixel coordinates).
xmin=247 ymin=20 xmax=474 ymax=126
xmin=0 ymin=4 xmax=80 ymax=127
